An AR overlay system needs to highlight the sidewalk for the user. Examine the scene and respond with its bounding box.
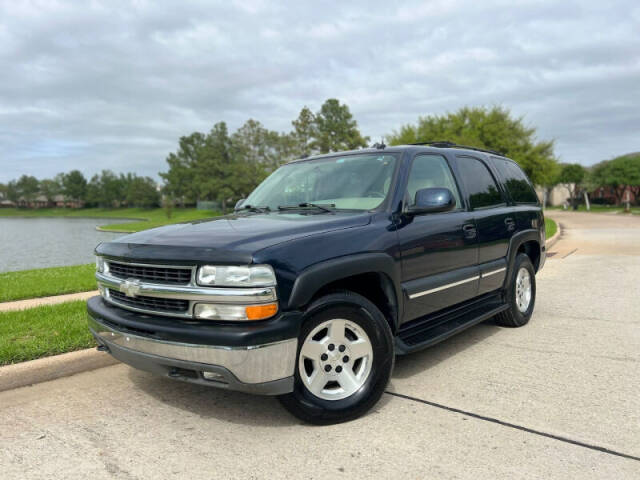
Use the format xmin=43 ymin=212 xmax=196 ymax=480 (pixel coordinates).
xmin=0 ymin=290 xmax=98 ymax=312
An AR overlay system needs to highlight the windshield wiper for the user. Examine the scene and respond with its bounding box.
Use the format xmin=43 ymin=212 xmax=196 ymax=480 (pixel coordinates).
xmin=277 ymin=202 xmax=335 ymax=213
xmin=236 ymin=204 xmax=271 ymax=213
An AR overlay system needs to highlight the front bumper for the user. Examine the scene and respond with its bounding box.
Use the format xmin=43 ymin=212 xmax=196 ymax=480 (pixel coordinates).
xmin=87 ymin=297 xmax=298 ymax=395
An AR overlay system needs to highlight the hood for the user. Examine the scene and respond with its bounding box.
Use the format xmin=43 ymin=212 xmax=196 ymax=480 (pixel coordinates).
xmin=96 ymin=211 xmax=371 ymax=264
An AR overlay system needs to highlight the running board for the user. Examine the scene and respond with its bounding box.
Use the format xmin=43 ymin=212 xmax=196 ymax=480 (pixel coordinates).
xmin=395 ymin=300 xmax=509 ymax=354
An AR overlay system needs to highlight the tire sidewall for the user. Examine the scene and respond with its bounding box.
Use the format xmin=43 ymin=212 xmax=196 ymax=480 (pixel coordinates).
xmin=280 ymin=292 xmax=394 ymax=423
xmin=507 ymin=254 xmax=536 ymax=326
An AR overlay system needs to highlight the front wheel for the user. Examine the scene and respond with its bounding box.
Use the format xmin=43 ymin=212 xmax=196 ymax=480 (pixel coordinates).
xmin=495 ymin=253 xmax=536 ymax=327
xmin=278 ymin=291 xmax=394 ymax=424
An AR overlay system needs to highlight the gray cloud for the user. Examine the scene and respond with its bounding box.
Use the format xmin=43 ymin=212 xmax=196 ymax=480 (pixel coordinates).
xmin=1 ymin=0 xmax=638 ymax=182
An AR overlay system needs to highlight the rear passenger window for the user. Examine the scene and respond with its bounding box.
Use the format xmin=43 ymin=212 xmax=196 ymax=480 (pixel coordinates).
xmin=456 ymin=157 xmax=504 ymax=209
xmin=492 ymin=158 xmax=539 ymax=204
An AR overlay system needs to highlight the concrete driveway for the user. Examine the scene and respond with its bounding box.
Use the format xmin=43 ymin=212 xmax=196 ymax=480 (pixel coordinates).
xmin=1 ymin=212 xmax=639 ymax=479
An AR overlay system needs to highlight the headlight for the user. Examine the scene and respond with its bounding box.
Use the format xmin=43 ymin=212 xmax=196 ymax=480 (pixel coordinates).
xmin=196 ymin=265 xmax=276 ymax=287
xmin=95 ymin=256 xmax=108 ymax=273
xmin=193 ymin=302 xmax=278 ymax=321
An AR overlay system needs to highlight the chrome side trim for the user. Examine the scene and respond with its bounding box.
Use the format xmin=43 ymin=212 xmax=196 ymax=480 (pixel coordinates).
xmin=88 ymin=316 xmax=297 ymax=384
xmin=481 ymin=267 xmax=506 ymax=278
xmin=408 ymin=275 xmax=480 ymax=299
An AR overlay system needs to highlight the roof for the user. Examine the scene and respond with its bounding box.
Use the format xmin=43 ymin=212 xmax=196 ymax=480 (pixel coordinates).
xmin=287 ymin=143 xmax=507 ymax=164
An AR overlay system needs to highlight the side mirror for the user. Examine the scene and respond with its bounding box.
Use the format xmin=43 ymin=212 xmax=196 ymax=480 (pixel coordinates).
xmin=234 ymin=198 xmax=246 ymax=211
xmin=407 ymin=188 xmax=456 ymax=215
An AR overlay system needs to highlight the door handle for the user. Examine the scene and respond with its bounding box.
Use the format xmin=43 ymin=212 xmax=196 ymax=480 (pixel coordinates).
xmin=463 ymin=223 xmax=477 ymax=239
xmin=504 ymin=217 xmax=516 ymax=231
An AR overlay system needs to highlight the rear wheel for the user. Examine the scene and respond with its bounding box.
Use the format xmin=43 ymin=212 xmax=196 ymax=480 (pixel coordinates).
xmin=495 ymin=253 xmax=536 ymax=327
xmin=279 ymin=291 xmax=394 ymax=424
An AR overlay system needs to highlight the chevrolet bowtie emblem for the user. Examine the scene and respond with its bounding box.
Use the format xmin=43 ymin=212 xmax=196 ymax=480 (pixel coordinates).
xmin=120 ymin=278 xmax=142 ymax=297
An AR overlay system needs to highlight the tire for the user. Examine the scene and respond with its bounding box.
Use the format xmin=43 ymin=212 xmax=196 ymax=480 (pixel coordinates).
xmin=495 ymin=253 xmax=536 ymax=327
xmin=278 ymin=291 xmax=394 ymax=424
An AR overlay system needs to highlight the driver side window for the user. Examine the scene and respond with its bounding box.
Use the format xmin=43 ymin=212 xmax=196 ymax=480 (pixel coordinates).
xmin=407 ymin=155 xmax=462 ymax=209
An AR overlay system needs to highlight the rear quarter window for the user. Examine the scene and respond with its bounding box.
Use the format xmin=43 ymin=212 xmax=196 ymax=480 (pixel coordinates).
xmin=492 ymin=158 xmax=539 ymax=204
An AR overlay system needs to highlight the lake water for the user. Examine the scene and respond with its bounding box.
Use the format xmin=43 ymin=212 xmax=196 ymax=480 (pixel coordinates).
xmin=0 ymin=217 xmax=133 ymax=272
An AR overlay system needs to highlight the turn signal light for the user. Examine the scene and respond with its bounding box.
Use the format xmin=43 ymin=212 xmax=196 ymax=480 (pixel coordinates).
xmin=245 ymin=303 xmax=278 ymax=320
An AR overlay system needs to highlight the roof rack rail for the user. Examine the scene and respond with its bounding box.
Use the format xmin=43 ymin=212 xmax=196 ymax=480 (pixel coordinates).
xmin=409 ymin=141 xmax=503 ymax=156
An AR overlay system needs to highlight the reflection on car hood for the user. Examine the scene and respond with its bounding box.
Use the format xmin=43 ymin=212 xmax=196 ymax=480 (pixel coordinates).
xmin=96 ymin=211 xmax=372 ymax=264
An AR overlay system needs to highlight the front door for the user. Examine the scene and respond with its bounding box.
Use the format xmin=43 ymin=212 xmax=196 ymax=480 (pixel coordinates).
xmin=397 ymin=153 xmax=479 ymax=324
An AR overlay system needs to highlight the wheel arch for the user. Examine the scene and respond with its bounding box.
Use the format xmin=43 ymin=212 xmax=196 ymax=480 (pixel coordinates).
xmin=287 ymin=253 xmax=402 ymax=332
xmin=507 ymin=230 xmax=542 ymax=274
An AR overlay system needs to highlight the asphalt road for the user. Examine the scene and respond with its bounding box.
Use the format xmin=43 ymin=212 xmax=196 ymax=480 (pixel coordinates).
xmin=1 ymin=211 xmax=639 ymax=479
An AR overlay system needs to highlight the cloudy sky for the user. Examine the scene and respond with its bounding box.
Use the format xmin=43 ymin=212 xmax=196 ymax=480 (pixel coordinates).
xmin=1 ymin=0 xmax=638 ymax=183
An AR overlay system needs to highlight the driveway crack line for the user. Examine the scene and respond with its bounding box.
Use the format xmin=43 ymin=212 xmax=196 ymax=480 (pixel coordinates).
xmin=385 ymin=391 xmax=640 ymax=462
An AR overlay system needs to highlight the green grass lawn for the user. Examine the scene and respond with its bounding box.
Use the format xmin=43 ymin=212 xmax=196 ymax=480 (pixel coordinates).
xmin=0 ymin=264 xmax=97 ymax=303
xmin=544 ymin=217 xmax=557 ymax=239
xmin=0 ymin=301 xmax=94 ymax=365
xmin=0 ymin=207 xmax=219 ymax=232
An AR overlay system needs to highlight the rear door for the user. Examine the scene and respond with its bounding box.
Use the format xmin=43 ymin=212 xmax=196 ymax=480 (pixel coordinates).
xmin=397 ymin=153 xmax=479 ymax=324
xmin=453 ymin=155 xmax=513 ymax=295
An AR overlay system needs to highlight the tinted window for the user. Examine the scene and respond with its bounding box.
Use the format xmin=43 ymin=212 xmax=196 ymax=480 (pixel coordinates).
xmin=407 ymin=155 xmax=461 ymax=209
xmin=492 ymin=158 xmax=539 ymax=204
xmin=456 ymin=157 xmax=503 ymax=209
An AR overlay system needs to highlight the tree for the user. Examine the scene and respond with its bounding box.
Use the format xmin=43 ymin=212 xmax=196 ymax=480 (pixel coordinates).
xmin=16 ymin=175 xmax=40 ymax=202
xmin=40 ymin=178 xmax=62 ymax=203
xmin=62 ymin=170 xmax=87 ymax=202
xmin=388 ymin=106 xmax=558 ymax=186
xmin=590 ymin=153 xmax=640 ymax=206
xmin=312 ymin=99 xmax=369 ymax=153
xmin=291 ymin=106 xmax=316 ymax=157
xmin=558 ymin=163 xmax=586 ymax=210
xmin=160 ymin=132 xmax=206 ymax=206
xmin=126 ymin=175 xmax=159 ymax=208
xmin=6 ymin=181 xmax=19 ymax=203
xmin=85 ymin=170 xmax=125 ymax=207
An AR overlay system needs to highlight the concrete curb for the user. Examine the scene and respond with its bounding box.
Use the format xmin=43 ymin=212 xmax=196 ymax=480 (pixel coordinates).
xmin=0 ymin=348 xmax=118 ymax=393
xmin=0 ymin=290 xmax=99 ymax=312
xmin=545 ymin=218 xmax=562 ymax=249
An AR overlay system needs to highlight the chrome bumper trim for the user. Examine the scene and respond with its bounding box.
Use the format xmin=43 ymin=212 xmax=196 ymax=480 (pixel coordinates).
xmin=88 ymin=316 xmax=297 ymax=384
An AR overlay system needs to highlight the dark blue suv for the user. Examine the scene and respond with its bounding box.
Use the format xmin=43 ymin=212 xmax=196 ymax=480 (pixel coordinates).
xmin=89 ymin=142 xmax=545 ymax=424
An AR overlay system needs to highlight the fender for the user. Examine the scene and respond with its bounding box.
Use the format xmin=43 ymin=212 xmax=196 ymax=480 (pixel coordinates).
xmin=506 ymin=229 xmax=543 ymax=275
xmin=287 ymin=253 xmax=403 ymax=329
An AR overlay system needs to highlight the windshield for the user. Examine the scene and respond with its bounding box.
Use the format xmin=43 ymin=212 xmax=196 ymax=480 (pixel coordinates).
xmin=242 ymin=153 xmax=398 ymax=211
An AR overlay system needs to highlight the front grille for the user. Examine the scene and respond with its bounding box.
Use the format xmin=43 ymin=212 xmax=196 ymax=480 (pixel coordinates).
xmin=107 ymin=261 xmax=192 ymax=285
xmin=108 ymin=289 xmax=189 ymax=313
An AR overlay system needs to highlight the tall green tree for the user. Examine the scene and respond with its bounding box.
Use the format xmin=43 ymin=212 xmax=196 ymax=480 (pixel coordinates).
xmin=558 ymin=163 xmax=586 ymax=209
xmin=16 ymin=175 xmax=40 ymax=202
xmin=312 ymin=99 xmax=369 ymax=153
xmin=291 ymin=106 xmax=316 ymax=157
xmin=126 ymin=175 xmax=159 ymax=208
xmin=6 ymin=181 xmax=19 ymax=203
xmin=590 ymin=153 xmax=640 ymax=205
xmin=160 ymin=132 xmax=206 ymax=206
xmin=40 ymin=177 xmax=62 ymax=202
xmin=388 ymin=106 xmax=557 ymax=186
xmin=62 ymin=170 xmax=87 ymax=202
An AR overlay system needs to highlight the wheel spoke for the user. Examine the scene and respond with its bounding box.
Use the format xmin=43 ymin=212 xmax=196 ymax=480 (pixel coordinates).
xmin=348 ymin=339 xmax=371 ymax=360
xmin=300 ymin=340 xmax=326 ymax=359
xmin=307 ymin=370 xmax=327 ymax=396
xmin=327 ymin=319 xmax=347 ymax=344
xmin=338 ymin=368 xmax=360 ymax=393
